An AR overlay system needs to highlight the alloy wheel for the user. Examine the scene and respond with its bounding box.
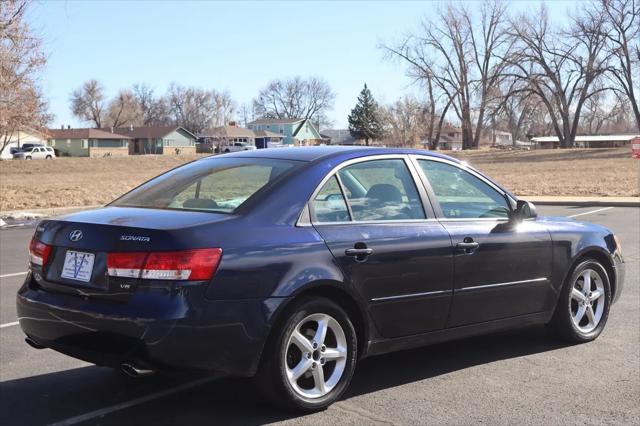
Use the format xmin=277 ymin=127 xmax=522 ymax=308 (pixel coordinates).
xmin=284 ymin=313 xmax=347 ymax=399
xmin=569 ymin=268 xmax=605 ymax=333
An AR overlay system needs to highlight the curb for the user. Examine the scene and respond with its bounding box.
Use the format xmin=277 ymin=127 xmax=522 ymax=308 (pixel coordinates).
xmin=520 ymin=197 xmax=640 ymax=207
xmin=0 ymin=205 xmax=102 ymax=219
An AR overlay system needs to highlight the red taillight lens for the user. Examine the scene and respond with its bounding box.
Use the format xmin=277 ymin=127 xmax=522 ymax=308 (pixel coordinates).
xmin=107 ymin=248 xmax=222 ymax=281
xmin=107 ymin=252 xmax=148 ymax=278
xmin=29 ymin=237 xmax=52 ymax=269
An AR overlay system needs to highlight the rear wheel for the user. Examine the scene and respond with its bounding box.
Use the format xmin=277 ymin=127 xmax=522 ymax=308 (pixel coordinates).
xmin=550 ymin=259 xmax=611 ymax=342
xmin=46 ymin=155 xmax=52 ymax=160
xmin=257 ymin=297 xmax=357 ymax=411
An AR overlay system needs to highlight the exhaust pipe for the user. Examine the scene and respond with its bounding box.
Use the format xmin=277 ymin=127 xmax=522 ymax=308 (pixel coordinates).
xmin=25 ymin=337 xmax=45 ymax=349
xmin=120 ymin=363 xmax=155 ymax=377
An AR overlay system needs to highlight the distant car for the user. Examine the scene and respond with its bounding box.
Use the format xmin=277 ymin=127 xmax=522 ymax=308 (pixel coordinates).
xmin=17 ymin=147 xmax=625 ymax=411
xmin=13 ymin=146 xmax=55 ymax=160
xmin=19 ymin=143 xmax=45 ymax=151
xmin=220 ymin=142 xmax=256 ymax=153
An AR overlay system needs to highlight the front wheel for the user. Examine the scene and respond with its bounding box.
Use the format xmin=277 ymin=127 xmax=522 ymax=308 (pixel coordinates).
xmin=257 ymin=297 xmax=357 ymax=412
xmin=25 ymin=156 xmax=32 ymax=160
xmin=549 ymin=259 xmax=611 ymax=343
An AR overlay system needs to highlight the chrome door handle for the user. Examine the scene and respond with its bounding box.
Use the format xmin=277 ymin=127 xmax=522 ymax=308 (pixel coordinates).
xmin=456 ymin=239 xmax=480 ymax=254
xmin=456 ymin=242 xmax=479 ymax=250
xmin=345 ymin=248 xmax=374 ymax=256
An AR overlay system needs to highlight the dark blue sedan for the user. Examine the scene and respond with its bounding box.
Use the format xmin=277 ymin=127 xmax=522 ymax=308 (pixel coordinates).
xmin=17 ymin=147 xmax=625 ymax=411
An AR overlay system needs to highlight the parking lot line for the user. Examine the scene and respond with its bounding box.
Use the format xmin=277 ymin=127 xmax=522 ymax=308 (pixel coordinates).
xmin=568 ymin=207 xmax=615 ymax=218
xmin=47 ymin=375 xmax=221 ymax=426
xmin=0 ymin=271 xmax=27 ymax=278
xmin=0 ymin=321 xmax=19 ymax=328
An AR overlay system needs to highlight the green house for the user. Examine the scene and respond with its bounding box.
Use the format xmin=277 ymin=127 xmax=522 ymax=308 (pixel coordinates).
xmin=247 ymin=118 xmax=322 ymax=145
xmin=48 ymin=128 xmax=132 ymax=157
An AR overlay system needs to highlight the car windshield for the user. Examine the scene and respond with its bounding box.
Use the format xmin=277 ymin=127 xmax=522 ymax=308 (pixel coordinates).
xmin=111 ymin=157 xmax=300 ymax=214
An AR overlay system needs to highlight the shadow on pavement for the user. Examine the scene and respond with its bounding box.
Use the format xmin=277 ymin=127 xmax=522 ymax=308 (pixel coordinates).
xmin=0 ymin=325 xmax=570 ymax=426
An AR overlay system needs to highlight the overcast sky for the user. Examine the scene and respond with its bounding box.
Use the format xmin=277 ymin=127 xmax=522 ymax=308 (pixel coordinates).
xmin=28 ymin=0 xmax=579 ymax=129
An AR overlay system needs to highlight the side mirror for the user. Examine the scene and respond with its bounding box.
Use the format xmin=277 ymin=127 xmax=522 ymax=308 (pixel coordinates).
xmin=512 ymin=200 xmax=538 ymax=222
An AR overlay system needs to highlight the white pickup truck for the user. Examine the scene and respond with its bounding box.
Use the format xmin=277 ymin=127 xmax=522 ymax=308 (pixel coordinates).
xmin=219 ymin=142 xmax=256 ymax=153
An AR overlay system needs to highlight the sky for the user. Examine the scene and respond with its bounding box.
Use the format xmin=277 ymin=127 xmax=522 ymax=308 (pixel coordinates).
xmin=26 ymin=0 xmax=581 ymax=130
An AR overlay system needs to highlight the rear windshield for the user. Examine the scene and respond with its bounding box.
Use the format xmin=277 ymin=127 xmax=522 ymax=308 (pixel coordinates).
xmin=111 ymin=157 xmax=299 ymax=213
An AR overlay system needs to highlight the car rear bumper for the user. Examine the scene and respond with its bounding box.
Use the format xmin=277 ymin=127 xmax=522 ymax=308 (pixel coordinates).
xmin=16 ymin=275 xmax=288 ymax=376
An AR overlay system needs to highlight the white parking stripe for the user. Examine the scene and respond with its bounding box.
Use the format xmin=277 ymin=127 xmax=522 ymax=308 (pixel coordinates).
xmin=47 ymin=375 xmax=220 ymax=426
xmin=0 ymin=321 xmax=19 ymax=328
xmin=0 ymin=271 xmax=28 ymax=278
xmin=568 ymin=207 xmax=614 ymax=218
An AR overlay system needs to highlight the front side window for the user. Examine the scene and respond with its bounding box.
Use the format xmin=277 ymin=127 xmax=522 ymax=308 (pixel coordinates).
xmin=338 ymin=159 xmax=425 ymax=221
xmin=418 ymin=160 xmax=509 ymax=219
xmin=112 ymin=158 xmax=299 ymax=213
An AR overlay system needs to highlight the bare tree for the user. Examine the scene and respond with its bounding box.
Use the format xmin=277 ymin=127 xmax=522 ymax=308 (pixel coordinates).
xmin=238 ymin=103 xmax=254 ymax=127
xmin=382 ymin=95 xmax=431 ymax=147
xmin=253 ymin=76 xmax=335 ymax=127
xmin=601 ymin=0 xmax=640 ymax=131
xmin=167 ymin=84 xmax=235 ymax=134
xmin=383 ymin=1 xmax=512 ymax=149
xmin=132 ymin=83 xmax=170 ymax=126
xmin=211 ymin=90 xmax=236 ymax=127
xmin=105 ymin=89 xmax=142 ymax=128
xmin=70 ymin=79 xmax=106 ymax=128
xmin=508 ymin=5 xmax=611 ymax=147
xmin=0 ymin=0 xmax=51 ymax=155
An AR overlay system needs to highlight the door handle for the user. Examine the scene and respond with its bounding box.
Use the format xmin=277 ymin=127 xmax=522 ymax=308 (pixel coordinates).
xmin=345 ymin=244 xmax=373 ymax=263
xmin=456 ymin=238 xmax=479 ymax=254
xmin=345 ymin=248 xmax=374 ymax=256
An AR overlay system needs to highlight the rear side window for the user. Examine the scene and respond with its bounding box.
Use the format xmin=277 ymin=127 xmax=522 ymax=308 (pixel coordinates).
xmin=418 ymin=160 xmax=509 ymax=218
xmin=337 ymin=159 xmax=425 ymax=221
xmin=112 ymin=158 xmax=299 ymax=213
xmin=310 ymin=176 xmax=350 ymax=223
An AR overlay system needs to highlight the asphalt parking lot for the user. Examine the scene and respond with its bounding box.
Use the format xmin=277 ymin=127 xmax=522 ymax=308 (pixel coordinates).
xmin=0 ymin=205 xmax=638 ymax=425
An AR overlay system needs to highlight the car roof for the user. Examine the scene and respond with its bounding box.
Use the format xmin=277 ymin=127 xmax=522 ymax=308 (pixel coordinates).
xmin=201 ymin=146 xmax=461 ymax=164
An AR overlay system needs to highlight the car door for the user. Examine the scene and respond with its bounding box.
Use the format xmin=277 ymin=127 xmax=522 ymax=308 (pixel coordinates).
xmin=309 ymin=156 xmax=454 ymax=338
xmin=35 ymin=147 xmax=45 ymax=159
xmin=411 ymin=156 xmax=553 ymax=327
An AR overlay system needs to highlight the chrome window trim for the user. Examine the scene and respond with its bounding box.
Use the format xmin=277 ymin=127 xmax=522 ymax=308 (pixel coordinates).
xmin=299 ymin=154 xmax=433 ymax=227
xmin=457 ymin=277 xmax=548 ymax=292
xmin=371 ymin=289 xmax=452 ymax=303
xmin=408 ymin=154 xmax=518 ymax=218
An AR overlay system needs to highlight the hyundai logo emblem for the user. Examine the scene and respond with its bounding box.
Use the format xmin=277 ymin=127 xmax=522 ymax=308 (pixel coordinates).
xmin=69 ymin=230 xmax=83 ymax=242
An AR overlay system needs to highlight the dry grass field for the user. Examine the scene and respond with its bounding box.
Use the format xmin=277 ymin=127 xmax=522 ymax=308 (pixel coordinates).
xmin=0 ymin=148 xmax=638 ymax=211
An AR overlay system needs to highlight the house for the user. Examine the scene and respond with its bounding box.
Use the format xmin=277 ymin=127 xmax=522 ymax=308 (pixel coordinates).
xmin=493 ymin=130 xmax=513 ymax=146
xmin=436 ymin=125 xmax=463 ymax=151
xmin=254 ymin=130 xmax=285 ymax=149
xmin=247 ymin=118 xmax=322 ymax=146
xmin=0 ymin=127 xmax=50 ymax=160
xmin=107 ymin=126 xmax=197 ymax=155
xmin=531 ymin=134 xmax=640 ymax=149
xmin=321 ymin=129 xmax=358 ymax=145
xmin=198 ymin=123 xmax=284 ymax=150
xmin=48 ymin=128 xmax=132 ymax=157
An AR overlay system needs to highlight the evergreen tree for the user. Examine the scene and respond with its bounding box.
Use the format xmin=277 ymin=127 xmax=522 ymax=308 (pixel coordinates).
xmin=348 ymin=84 xmax=384 ymax=146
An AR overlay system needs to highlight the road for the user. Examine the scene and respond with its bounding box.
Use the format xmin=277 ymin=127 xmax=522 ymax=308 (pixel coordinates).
xmin=0 ymin=206 xmax=638 ymax=425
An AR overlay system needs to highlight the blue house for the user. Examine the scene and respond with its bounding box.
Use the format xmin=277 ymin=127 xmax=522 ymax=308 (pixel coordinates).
xmin=247 ymin=118 xmax=322 ymax=146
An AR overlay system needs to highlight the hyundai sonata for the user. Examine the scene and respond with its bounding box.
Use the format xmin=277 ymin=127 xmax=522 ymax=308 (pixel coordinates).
xmin=17 ymin=147 xmax=625 ymax=411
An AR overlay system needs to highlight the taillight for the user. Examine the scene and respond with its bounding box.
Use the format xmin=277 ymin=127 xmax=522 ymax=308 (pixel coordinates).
xmin=29 ymin=237 xmax=52 ymax=269
xmin=107 ymin=248 xmax=222 ymax=281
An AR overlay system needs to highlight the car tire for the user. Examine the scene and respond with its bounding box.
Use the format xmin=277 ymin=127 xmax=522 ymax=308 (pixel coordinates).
xmin=224 ymin=149 xmax=230 ymax=153
xmin=257 ymin=297 xmax=357 ymax=412
xmin=25 ymin=156 xmax=31 ymax=160
xmin=549 ymin=259 xmax=611 ymax=343
xmin=46 ymin=155 xmax=52 ymax=160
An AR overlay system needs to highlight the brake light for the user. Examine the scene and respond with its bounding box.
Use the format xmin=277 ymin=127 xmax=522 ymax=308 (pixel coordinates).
xmin=107 ymin=252 xmax=148 ymax=278
xmin=107 ymin=248 xmax=222 ymax=281
xmin=29 ymin=237 xmax=52 ymax=269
